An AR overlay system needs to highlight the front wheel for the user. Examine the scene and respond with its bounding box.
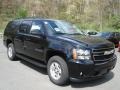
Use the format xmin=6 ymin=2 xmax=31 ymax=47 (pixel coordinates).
xmin=47 ymin=56 xmax=69 ymax=85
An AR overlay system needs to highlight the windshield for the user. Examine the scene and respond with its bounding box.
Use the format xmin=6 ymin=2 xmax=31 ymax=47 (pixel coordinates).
xmin=45 ymin=20 xmax=83 ymax=35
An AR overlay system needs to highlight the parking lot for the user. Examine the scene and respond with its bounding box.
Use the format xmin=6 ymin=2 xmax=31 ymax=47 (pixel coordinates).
xmin=0 ymin=38 xmax=120 ymax=90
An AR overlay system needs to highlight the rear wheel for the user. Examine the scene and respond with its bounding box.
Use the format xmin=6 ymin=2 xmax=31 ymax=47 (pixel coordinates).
xmin=7 ymin=43 xmax=16 ymax=60
xmin=47 ymin=56 xmax=69 ymax=85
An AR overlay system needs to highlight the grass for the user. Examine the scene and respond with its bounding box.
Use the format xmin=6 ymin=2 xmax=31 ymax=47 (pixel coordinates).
xmin=0 ymin=29 xmax=4 ymax=33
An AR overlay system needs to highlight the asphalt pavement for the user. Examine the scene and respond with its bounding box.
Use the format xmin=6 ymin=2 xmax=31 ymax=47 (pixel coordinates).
xmin=0 ymin=39 xmax=120 ymax=90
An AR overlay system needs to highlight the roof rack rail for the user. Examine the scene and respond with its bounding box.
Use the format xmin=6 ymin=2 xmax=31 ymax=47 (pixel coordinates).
xmin=15 ymin=17 xmax=44 ymax=20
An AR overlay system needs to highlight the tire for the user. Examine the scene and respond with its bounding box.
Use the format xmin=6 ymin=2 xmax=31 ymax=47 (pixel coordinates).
xmin=7 ymin=43 xmax=16 ymax=61
xmin=47 ymin=56 xmax=69 ymax=85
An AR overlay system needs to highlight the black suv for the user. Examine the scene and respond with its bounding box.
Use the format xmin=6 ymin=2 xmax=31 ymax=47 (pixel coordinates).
xmin=3 ymin=18 xmax=117 ymax=85
xmin=96 ymin=32 xmax=120 ymax=47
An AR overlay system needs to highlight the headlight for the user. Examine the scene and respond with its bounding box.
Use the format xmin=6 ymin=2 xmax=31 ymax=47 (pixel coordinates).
xmin=72 ymin=49 xmax=91 ymax=60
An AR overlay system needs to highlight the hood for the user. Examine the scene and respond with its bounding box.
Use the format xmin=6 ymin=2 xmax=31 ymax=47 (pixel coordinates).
xmin=57 ymin=35 xmax=114 ymax=48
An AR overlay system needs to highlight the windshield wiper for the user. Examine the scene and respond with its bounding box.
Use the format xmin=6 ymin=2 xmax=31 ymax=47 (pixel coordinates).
xmin=56 ymin=32 xmax=82 ymax=35
xmin=55 ymin=32 xmax=68 ymax=35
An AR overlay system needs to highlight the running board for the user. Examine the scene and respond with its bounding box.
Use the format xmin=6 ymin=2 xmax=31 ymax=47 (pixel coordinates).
xmin=16 ymin=54 xmax=47 ymax=68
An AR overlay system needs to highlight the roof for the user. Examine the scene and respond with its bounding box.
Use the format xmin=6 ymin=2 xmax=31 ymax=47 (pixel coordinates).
xmin=14 ymin=17 xmax=61 ymax=22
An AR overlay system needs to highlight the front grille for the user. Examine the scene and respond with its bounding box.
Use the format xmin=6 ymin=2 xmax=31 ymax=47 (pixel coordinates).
xmin=92 ymin=47 xmax=115 ymax=64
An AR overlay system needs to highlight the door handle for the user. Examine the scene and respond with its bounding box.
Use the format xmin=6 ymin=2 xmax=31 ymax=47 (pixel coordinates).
xmin=14 ymin=38 xmax=23 ymax=42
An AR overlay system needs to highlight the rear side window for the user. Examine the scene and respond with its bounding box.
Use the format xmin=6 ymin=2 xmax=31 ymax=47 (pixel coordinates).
xmin=5 ymin=21 xmax=16 ymax=31
xmin=4 ymin=21 xmax=20 ymax=35
xmin=6 ymin=21 xmax=12 ymax=29
xmin=4 ymin=21 xmax=12 ymax=32
xmin=19 ymin=21 xmax=32 ymax=34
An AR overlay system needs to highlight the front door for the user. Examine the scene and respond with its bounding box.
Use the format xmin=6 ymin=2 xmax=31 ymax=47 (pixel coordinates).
xmin=24 ymin=20 xmax=47 ymax=61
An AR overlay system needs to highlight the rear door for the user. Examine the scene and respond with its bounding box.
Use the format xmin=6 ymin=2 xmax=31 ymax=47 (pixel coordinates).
xmin=14 ymin=20 xmax=32 ymax=54
xmin=24 ymin=20 xmax=47 ymax=61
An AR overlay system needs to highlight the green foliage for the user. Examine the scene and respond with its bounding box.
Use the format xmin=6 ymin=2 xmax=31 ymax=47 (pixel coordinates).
xmin=75 ymin=22 xmax=100 ymax=32
xmin=110 ymin=16 xmax=120 ymax=30
xmin=16 ymin=8 xmax=28 ymax=18
xmin=0 ymin=0 xmax=120 ymax=33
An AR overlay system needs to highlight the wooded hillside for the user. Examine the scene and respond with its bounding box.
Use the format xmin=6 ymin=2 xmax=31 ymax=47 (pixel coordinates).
xmin=0 ymin=0 xmax=120 ymax=32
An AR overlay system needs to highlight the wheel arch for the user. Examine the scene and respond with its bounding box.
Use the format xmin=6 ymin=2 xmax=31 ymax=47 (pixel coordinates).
xmin=6 ymin=39 xmax=13 ymax=47
xmin=46 ymin=50 xmax=67 ymax=63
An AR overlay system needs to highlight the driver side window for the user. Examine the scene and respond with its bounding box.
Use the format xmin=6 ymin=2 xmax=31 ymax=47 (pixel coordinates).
xmin=30 ymin=21 xmax=44 ymax=35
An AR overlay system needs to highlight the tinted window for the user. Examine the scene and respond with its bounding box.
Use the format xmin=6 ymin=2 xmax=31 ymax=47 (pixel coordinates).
xmin=19 ymin=21 xmax=32 ymax=33
xmin=5 ymin=21 xmax=13 ymax=32
xmin=5 ymin=21 xmax=21 ymax=35
xmin=30 ymin=21 xmax=44 ymax=35
xmin=44 ymin=20 xmax=83 ymax=35
xmin=6 ymin=21 xmax=16 ymax=31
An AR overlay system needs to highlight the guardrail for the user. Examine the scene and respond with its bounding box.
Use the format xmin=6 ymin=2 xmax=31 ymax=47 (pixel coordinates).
xmin=0 ymin=33 xmax=3 ymax=38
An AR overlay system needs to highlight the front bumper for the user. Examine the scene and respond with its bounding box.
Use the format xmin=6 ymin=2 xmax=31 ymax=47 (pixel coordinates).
xmin=68 ymin=55 xmax=117 ymax=82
